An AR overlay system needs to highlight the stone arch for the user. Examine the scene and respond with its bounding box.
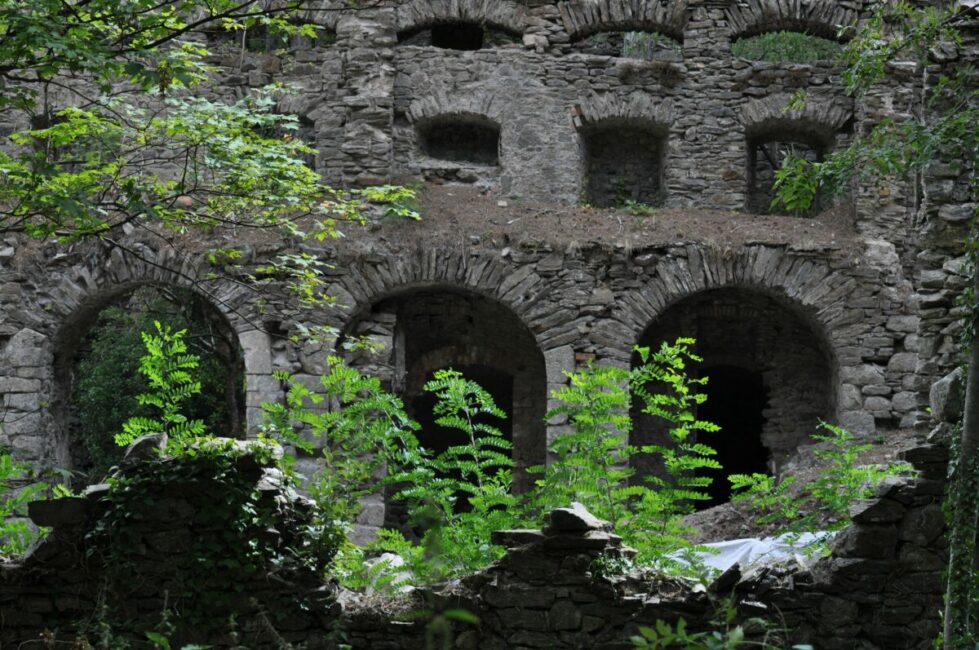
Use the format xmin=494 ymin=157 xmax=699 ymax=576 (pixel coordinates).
xmin=408 ymin=96 xmax=504 ymax=167
xmin=395 ymin=0 xmax=529 ymax=41
xmin=337 ymin=284 xmax=549 ymax=498
xmin=741 ymin=94 xmax=853 ymax=213
xmin=725 ymin=0 xmax=859 ymax=42
xmin=33 ymin=246 xmax=274 ymax=471
xmin=557 ymin=0 xmax=689 ymax=43
xmin=408 ymin=94 xmax=506 ymax=126
xmin=612 ymin=244 xmax=873 ymax=491
xmin=632 ymin=287 xmax=836 ymax=501
xmin=741 ymin=94 xmax=853 ymax=146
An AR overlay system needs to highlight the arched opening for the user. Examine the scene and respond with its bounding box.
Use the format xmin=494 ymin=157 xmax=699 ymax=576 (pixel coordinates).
xmin=732 ymin=30 xmax=842 ymax=62
xmin=698 ymin=365 xmax=770 ymax=506
xmin=417 ymin=116 xmax=500 ymax=166
xmin=398 ymin=22 xmax=520 ymax=50
xmin=340 ymin=288 xmax=547 ymax=524
xmin=581 ymin=119 xmax=666 ymax=208
xmin=632 ymin=288 xmax=834 ymax=507
xmin=746 ymin=132 xmax=826 ymax=215
xmin=55 ymin=285 xmax=245 ymax=483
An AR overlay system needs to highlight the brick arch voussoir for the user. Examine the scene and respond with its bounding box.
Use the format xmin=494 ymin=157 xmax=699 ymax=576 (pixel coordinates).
xmin=396 ymin=0 xmax=529 ymax=36
xmin=333 ymin=251 xmax=554 ymax=349
xmin=614 ymin=245 xmax=843 ymax=364
xmin=557 ymin=0 xmax=689 ymax=42
xmin=407 ymin=92 xmax=505 ymax=127
xmin=726 ymin=0 xmax=861 ymax=42
xmin=573 ymin=92 xmax=675 ymax=133
xmin=44 ymin=246 xmax=254 ymax=354
xmin=741 ymin=93 xmax=854 ymax=146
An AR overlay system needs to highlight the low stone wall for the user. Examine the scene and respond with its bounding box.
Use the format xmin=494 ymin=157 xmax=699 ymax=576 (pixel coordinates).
xmin=0 ymin=444 xmax=340 ymax=648
xmin=0 ymin=441 xmax=949 ymax=649
xmin=342 ymin=444 xmax=950 ymax=650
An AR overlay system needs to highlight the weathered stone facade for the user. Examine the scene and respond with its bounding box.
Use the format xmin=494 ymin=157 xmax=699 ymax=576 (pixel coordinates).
xmin=0 ymin=0 xmax=976 ymax=540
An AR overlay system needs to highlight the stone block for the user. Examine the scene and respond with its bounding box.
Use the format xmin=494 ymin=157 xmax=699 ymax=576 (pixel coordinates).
xmin=850 ymin=498 xmax=905 ymax=524
xmin=898 ymin=504 xmax=945 ymax=546
xmin=838 ymin=410 xmax=876 ymax=435
xmin=548 ymin=600 xmax=581 ymax=631
xmin=239 ymin=330 xmax=273 ymax=374
xmin=28 ymin=498 xmax=90 ymax=528
xmin=886 ymin=352 xmax=917 ymax=374
xmin=929 ymin=367 xmax=964 ymax=423
xmin=547 ymin=503 xmax=611 ymax=533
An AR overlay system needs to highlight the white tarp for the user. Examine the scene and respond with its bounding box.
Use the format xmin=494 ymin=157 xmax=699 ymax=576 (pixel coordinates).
xmin=674 ymin=532 xmax=835 ymax=573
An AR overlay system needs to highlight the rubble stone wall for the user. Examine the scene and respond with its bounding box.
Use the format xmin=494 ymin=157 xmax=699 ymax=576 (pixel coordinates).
xmin=0 ymin=0 xmax=976 ymax=538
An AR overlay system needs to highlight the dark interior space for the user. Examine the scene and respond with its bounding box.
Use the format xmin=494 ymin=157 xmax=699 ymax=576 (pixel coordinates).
xmin=418 ymin=118 xmax=500 ymax=165
xmin=583 ymin=121 xmax=665 ymax=207
xmin=697 ymin=365 xmax=770 ymax=508
xmin=431 ymin=22 xmax=484 ymax=50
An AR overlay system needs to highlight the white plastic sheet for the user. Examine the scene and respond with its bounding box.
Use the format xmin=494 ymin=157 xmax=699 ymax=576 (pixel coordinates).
xmin=673 ymin=532 xmax=835 ymax=572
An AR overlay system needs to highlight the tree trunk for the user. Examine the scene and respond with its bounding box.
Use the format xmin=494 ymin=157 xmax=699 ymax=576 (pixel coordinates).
xmin=944 ymin=272 xmax=979 ymax=648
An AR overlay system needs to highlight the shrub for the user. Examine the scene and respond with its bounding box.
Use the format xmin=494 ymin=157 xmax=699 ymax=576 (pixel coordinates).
xmin=732 ymin=31 xmax=841 ymax=63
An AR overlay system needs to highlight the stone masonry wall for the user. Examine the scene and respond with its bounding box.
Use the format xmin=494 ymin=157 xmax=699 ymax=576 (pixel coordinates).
xmin=1 ymin=0 xmax=976 ymax=534
xmin=0 ymin=438 xmax=951 ymax=649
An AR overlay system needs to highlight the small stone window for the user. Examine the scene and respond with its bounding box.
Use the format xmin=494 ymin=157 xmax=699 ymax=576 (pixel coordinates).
xmin=418 ymin=117 xmax=500 ymax=166
xmin=732 ymin=31 xmax=841 ymax=62
xmin=581 ymin=120 xmax=666 ymax=208
xmin=746 ymin=136 xmax=824 ymax=214
xmin=398 ymin=22 xmax=520 ymax=50
xmin=571 ymin=31 xmax=682 ymax=60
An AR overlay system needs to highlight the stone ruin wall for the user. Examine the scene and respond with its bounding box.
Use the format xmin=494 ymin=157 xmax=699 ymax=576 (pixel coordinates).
xmin=0 ymin=0 xmax=975 ymax=538
xmin=0 ymin=438 xmax=952 ymax=649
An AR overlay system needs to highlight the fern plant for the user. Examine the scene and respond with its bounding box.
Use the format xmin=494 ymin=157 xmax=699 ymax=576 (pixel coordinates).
xmin=0 ymin=450 xmax=47 ymax=556
xmin=115 ymin=322 xmax=207 ymax=451
xmin=537 ymin=338 xmax=721 ymax=568
xmin=262 ymin=356 xmax=420 ymax=528
xmin=531 ymin=362 xmax=635 ymax=531
xmin=391 ymin=369 xmax=519 ymax=580
xmin=729 ymin=421 xmax=913 ymax=537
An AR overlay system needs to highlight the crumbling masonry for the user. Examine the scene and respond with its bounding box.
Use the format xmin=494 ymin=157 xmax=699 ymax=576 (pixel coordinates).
xmin=0 ymin=0 xmax=976 ymax=645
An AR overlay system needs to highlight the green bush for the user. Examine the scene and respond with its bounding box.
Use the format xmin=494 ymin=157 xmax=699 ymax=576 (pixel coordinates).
xmin=535 ymin=338 xmax=721 ymax=568
xmin=732 ymin=31 xmax=841 ymax=63
xmin=729 ymin=421 xmax=914 ymax=537
xmin=73 ymin=286 xmax=241 ymax=479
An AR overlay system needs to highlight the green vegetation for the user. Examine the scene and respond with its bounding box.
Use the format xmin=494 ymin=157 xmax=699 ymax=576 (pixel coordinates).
xmin=115 ymin=323 xmax=208 ymax=451
xmin=732 ymin=31 xmax=841 ymax=63
xmin=73 ymin=286 xmax=241 ymax=479
xmin=730 ymin=422 xmax=913 ymax=539
xmin=0 ymin=451 xmax=47 ymax=556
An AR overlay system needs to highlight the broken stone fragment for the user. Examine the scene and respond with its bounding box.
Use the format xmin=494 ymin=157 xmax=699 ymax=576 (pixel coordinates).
xmin=28 ymin=497 xmax=90 ymax=528
xmin=929 ymin=366 xmax=964 ymax=423
xmin=122 ymin=432 xmax=168 ymax=465
xmin=491 ymin=528 xmax=547 ymax=548
xmin=546 ymin=502 xmax=612 ymax=533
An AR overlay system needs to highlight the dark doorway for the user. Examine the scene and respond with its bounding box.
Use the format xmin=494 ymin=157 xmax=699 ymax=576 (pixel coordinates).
xmin=418 ymin=119 xmax=500 ymax=165
xmin=582 ymin=120 xmax=665 ymax=208
xmin=431 ymin=23 xmax=484 ymax=50
xmin=698 ymin=365 xmax=769 ymax=507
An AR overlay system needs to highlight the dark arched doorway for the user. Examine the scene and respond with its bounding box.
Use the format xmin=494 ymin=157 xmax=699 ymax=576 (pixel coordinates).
xmin=632 ymin=287 xmax=834 ymax=507
xmin=55 ymin=284 xmax=245 ymax=483
xmin=340 ymin=288 xmax=547 ymax=524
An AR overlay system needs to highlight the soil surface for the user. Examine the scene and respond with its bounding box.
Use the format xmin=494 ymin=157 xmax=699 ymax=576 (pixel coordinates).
xmin=682 ymin=427 xmax=922 ymax=544
xmin=340 ymin=182 xmax=862 ymax=257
